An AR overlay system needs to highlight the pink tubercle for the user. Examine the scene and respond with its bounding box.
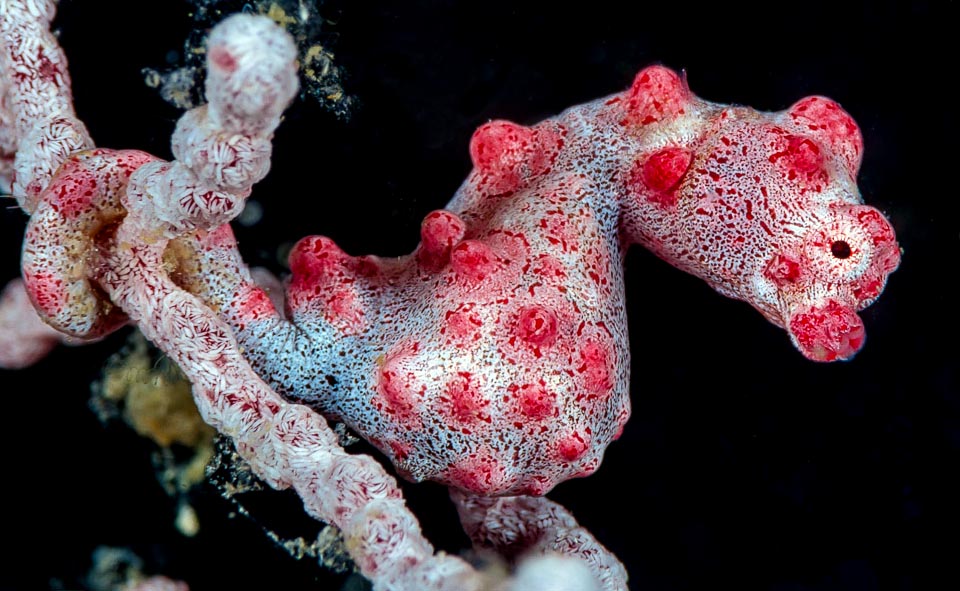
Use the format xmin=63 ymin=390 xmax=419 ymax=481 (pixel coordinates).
xmin=208 ymin=45 xmax=239 ymax=73
xmin=643 ymin=147 xmax=693 ymax=192
xmin=766 ymin=133 xmax=828 ymax=190
xmin=288 ymin=235 xmax=349 ymax=282
xmin=374 ymin=347 xmax=423 ymax=426
xmin=788 ymin=299 xmax=865 ymax=362
xmin=470 ymin=120 xmax=532 ymax=194
xmin=578 ymin=337 xmax=614 ymax=396
xmin=764 ymin=252 xmax=803 ymax=286
xmin=514 ymin=304 xmax=559 ymax=346
xmin=469 ymin=120 xmax=563 ymax=195
xmin=441 ymin=303 xmax=484 ymax=344
xmin=783 ymin=135 xmax=824 ymax=174
xmin=787 ymin=96 xmax=863 ymax=175
xmin=555 ymin=430 xmax=590 ymax=462
xmin=441 ymin=372 xmax=489 ymax=425
xmin=851 ymin=206 xmax=901 ymax=272
xmin=622 ymin=65 xmax=688 ymax=126
xmin=418 ymin=209 xmax=466 ymax=269
xmin=286 ymin=235 xmax=370 ymax=331
xmin=514 ymin=382 xmax=556 ymax=420
xmin=444 ymin=449 xmax=511 ymax=496
xmin=232 ymin=286 xmax=276 ymax=324
xmin=450 ymin=239 xmax=498 ymax=282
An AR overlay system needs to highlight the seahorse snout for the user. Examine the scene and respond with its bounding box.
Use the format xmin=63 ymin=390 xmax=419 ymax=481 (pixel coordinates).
xmin=786 ymin=300 xmax=865 ymax=362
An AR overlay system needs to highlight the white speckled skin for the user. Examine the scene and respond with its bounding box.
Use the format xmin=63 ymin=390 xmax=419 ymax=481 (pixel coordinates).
xmin=176 ymin=66 xmax=900 ymax=503
xmin=0 ymin=3 xmax=900 ymax=590
xmin=0 ymin=0 xmax=91 ymax=211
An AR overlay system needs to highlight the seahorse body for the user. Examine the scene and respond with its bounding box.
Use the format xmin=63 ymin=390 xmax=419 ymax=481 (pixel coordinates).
xmin=32 ymin=65 xmax=898 ymax=496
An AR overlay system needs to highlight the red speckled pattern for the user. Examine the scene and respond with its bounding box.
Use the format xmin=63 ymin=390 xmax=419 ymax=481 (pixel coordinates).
xmin=178 ymin=65 xmax=901 ymax=497
xmin=2 ymin=8 xmax=631 ymax=587
xmin=21 ymin=149 xmax=157 ymax=337
xmin=1 ymin=3 xmax=905 ymax=585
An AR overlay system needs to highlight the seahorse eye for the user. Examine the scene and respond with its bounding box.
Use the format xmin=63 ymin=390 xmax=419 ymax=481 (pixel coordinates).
xmin=830 ymin=240 xmax=852 ymax=259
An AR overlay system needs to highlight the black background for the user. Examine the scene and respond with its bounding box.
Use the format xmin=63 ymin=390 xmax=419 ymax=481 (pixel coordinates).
xmin=2 ymin=1 xmax=957 ymax=590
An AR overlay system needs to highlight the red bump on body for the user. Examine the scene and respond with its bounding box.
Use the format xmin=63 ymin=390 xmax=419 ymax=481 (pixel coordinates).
xmin=787 ymin=96 xmax=863 ymax=175
xmin=418 ymin=210 xmax=466 ymax=269
xmin=764 ymin=252 xmax=802 ymax=286
xmin=450 ymin=240 xmax=497 ymax=282
xmin=470 ymin=120 xmax=534 ymax=194
xmin=288 ymin=235 xmax=348 ymax=281
xmin=376 ymin=352 xmax=422 ymax=423
xmin=622 ymin=65 xmax=688 ymax=126
xmin=446 ymin=450 xmax=510 ymax=495
xmin=442 ymin=372 xmax=488 ymax=424
xmin=768 ymin=134 xmax=826 ymax=188
xmin=783 ymin=136 xmax=823 ymax=174
xmin=469 ymin=120 xmax=563 ymax=195
xmin=515 ymin=305 xmax=558 ymax=346
xmin=850 ymin=206 xmax=900 ymax=272
xmin=441 ymin=303 xmax=483 ymax=343
xmin=519 ymin=475 xmax=554 ymax=496
xmin=286 ymin=236 xmax=363 ymax=322
xmin=233 ymin=286 xmax=276 ymax=323
xmin=556 ymin=431 xmax=590 ymax=462
xmin=630 ymin=146 xmax=692 ymax=207
xmin=578 ymin=337 xmax=614 ymax=396
xmin=788 ymin=300 xmax=865 ymax=362
xmin=831 ymin=205 xmax=900 ymax=308
xmin=514 ymin=382 xmax=556 ymax=420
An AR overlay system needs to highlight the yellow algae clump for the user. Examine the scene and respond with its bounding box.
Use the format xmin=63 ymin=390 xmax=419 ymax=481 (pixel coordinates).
xmin=98 ymin=334 xmax=214 ymax=449
xmin=93 ymin=333 xmax=215 ymax=536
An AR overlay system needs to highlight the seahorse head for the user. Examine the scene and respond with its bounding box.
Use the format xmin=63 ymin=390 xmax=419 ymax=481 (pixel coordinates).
xmin=612 ymin=67 xmax=900 ymax=361
xmin=680 ymin=96 xmax=901 ymax=362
